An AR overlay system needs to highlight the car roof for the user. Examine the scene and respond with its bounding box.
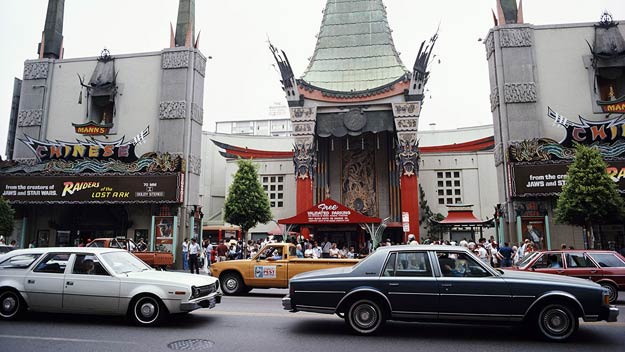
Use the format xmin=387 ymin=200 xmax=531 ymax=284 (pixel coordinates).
xmin=376 ymin=245 xmax=472 ymax=252
xmin=538 ymin=250 xmax=617 ymax=253
xmin=5 ymin=247 xmax=126 ymax=255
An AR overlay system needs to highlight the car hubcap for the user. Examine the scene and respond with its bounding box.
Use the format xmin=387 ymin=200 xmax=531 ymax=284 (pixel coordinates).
xmin=604 ymin=285 xmax=617 ymax=303
xmin=353 ymin=304 xmax=377 ymax=329
xmin=543 ymin=308 xmax=570 ymax=335
xmin=226 ymin=279 xmax=238 ymax=291
xmin=1 ymin=295 xmax=17 ymax=316
xmin=136 ymin=298 xmax=158 ymax=323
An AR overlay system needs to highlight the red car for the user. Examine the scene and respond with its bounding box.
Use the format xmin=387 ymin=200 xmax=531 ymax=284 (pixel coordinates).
xmin=513 ymin=249 xmax=625 ymax=303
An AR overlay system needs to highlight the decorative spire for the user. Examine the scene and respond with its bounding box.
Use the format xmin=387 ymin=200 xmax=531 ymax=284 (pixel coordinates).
xmin=301 ymin=0 xmax=408 ymax=93
xmin=495 ymin=0 xmax=524 ymax=25
xmin=38 ymin=0 xmax=64 ymax=59
xmin=174 ymin=0 xmax=195 ymax=48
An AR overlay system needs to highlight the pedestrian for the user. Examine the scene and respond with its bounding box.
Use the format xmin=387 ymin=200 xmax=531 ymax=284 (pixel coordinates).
xmin=188 ymin=238 xmax=201 ymax=274
xmin=312 ymin=241 xmax=322 ymax=259
xmin=217 ymin=239 xmax=229 ymax=262
xmin=295 ymin=244 xmax=304 ymax=258
xmin=9 ymin=240 xmax=17 ymax=248
xmin=182 ymin=238 xmax=189 ymax=271
xmin=498 ymin=242 xmax=514 ymax=268
xmin=321 ymin=237 xmax=331 ymax=258
xmin=304 ymin=243 xmax=314 ymax=258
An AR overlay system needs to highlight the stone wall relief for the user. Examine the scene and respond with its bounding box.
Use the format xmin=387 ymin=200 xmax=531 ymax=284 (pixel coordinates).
xmin=396 ymin=132 xmax=420 ymax=177
xmin=342 ymin=142 xmax=377 ymax=216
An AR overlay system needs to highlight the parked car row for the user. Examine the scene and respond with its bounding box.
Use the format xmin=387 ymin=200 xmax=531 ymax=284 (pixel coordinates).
xmin=0 ymin=245 xmax=621 ymax=342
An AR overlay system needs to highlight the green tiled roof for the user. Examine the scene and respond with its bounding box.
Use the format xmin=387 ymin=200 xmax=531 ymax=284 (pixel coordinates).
xmin=301 ymin=0 xmax=409 ymax=93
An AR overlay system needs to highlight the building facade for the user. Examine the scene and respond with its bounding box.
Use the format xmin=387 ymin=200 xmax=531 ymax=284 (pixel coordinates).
xmin=0 ymin=0 xmax=206 ymax=264
xmin=486 ymin=2 xmax=625 ymax=250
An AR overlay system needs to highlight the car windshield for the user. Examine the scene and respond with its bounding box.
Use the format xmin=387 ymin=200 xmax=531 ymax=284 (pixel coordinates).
xmin=100 ymin=251 xmax=151 ymax=274
xmin=516 ymin=251 xmax=539 ymax=268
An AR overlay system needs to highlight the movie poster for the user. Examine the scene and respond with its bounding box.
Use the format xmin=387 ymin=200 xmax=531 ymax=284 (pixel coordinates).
xmin=154 ymin=216 xmax=174 ymax=253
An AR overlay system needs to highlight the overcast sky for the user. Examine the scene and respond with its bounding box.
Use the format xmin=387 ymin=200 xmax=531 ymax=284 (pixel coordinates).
xmin=0 ymin=0 xmax=623 ymax=157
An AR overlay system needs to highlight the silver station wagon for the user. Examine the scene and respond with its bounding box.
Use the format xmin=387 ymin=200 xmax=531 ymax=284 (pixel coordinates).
xmin=0 ymin=247 xmax=221 ymax=325
xmin=283 ymin=245 xmax=619 ymax=341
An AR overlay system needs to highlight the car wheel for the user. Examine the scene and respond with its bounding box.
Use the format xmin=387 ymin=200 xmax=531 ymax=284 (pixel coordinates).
xmin=346 ymin=299 xmax=385 ymax=335
xmin=130 ymin=295 xmax=166 ymax=326
xmin=0 ymin=290 xmax=23 ymax=320
xmin=600 ymin=283 xmax=618 ymax=304
xmin=535 ymin=303 xmax=578 ymax=341
xmin=221 ymin=272 xmax=244 ymax=295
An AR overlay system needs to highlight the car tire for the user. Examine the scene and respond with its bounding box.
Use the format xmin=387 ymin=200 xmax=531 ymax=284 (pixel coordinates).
xmin=0 ymin=290 xmax=24 ymax=320
xmin=220 ymin=272 xmax=245 ymax=295
xmin=535 ymin=303 xmax=578 ymax=341
xmin=346 ymin=299 xmax=385 ymax=335
xmin=130 ymin=295 xmax=167 ymax=326
xmin=600 ymin=282 xmax=618 ymax=304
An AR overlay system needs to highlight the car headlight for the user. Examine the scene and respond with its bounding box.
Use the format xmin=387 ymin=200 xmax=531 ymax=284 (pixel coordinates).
xmin=191 ymin=285 xmax=200 ymax=298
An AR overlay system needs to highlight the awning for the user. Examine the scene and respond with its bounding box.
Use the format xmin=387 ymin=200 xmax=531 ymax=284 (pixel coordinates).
xmin=278 ymin=198 xmax=381 ymax=225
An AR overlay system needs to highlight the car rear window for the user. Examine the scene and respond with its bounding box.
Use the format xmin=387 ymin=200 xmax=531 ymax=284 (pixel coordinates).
xmin=0 ymin=253 xmax=42 ymax=269
xmin=588 ymin=253 xmax=625 ymax=268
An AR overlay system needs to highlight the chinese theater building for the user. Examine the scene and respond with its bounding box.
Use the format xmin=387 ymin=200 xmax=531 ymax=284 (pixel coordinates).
xmin=0 ymin=0 xmax=206 ymax=263
xmin=486 ymin=1 xmax=625 ymax=250
xmin=269 ymin=0 xmax=438 ymax=243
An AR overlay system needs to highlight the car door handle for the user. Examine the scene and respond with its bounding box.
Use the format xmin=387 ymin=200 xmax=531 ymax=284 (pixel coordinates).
xmin=389 ymin=283 xmax=399 ymax=287
xmin=27 ymin=279 xmax=35 ymax=284
xmin=66 ymin=281 xmax=74 ymax=286
xmin=556 ymin=270 xmax=565 ymax=274
xmin=590 ymin=270 xmax=597 ymax=274
xmin=441 ymin=283 xmax=453 ymax=288
xmin=276 ymin=265 xmax=283 ymax=267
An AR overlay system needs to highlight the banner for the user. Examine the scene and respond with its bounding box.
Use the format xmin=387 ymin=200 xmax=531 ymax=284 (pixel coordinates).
xmin=0 ymin=174 xmax=183 ymax=204
xmin=511 ymin=161 xmax=625 ymax=196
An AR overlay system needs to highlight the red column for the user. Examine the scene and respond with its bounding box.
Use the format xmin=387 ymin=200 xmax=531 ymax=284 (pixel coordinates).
xmin=400 ymin=174 xmax=420 ymax=242
xmin=296 ymin=178 xmax=314 ymax=214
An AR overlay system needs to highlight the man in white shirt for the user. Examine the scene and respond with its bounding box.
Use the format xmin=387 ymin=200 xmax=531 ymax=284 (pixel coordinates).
xmin=182 ymin=238 xmax=189 ymax=271
xmin=188 ymin=238 xmax=201 ymax=274
xmin=312 ymin=241 xmax=322 ymax=259
xmin=321 ymin=238 xmax=332 ymax=258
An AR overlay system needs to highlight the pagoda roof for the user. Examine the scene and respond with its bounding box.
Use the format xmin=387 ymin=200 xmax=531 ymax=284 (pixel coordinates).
xmin=300 ymin=0 xmax=409 ymax=94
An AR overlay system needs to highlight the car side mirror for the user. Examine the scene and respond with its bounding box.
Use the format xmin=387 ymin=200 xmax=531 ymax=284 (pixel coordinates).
xmin=531 ymin=265 xmax=537 ymax=271
xmin=259 ymin=255 xmax=266 ymax=260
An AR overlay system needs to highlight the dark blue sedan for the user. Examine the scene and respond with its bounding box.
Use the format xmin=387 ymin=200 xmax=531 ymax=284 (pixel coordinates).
xmin=282 ymin=245 xmax=618 ymax=341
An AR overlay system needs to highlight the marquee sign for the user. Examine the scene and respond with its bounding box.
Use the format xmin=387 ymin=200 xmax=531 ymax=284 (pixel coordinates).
xmin=0 ymin=173 xmax=182 ymax=204
xmin=548 ymin=107 xmax=625 ymax=147
xmin=72 ymin=121 xmax=113 ymax=136
xmin=598 ymin=99 xmax=625 ymax=114
xmin=19 ymin=127 xmax=149 ymax=162
xmin=278 ymin=198 xmax=381 ymax=224
xmin=510 ymin=161 xmax=625 ymax=197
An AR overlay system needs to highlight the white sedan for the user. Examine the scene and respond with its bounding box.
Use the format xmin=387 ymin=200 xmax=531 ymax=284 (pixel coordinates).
xmin=0 ymin=247 xmax=221 ymax=325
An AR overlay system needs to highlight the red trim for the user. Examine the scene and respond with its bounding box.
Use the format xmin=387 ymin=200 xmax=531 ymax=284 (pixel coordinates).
xmin=299 ymin=81 xmax=410 ymax=103
xmin=420 ymin=136 xmax=494 ymax=154
xmin=215 ymin=136 xmax=495 ymax=161
xmin=400 ymin=175 xmax=420 ymax=242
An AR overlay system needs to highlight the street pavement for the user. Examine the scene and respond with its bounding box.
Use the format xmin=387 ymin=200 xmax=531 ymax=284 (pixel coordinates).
xmin=0 ymin=289 xmax=623 ymax=352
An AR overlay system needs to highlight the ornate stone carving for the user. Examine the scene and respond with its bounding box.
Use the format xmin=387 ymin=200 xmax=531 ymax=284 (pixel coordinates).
xmin=394 ymin=117 xmax=419 ymax=131
xmin=485 ymin=32 xmax=495 ymax=59
xmin=490 ymin=87 xmax=500 ymax=111
xmin=494 ymin=143 xmax=504 ymax=166
xmin=392 ymin=102 xmax=421 ymax=117
xmin=289 ymin=107 xmax=317 ymax=121
xmin=187 ymin=155 xmax=201 ymax=175
xmin=508 ymin=138 xmax=578 ymax=162
xmin=194 ymin=52 xmax=206 ymax=77
xmin=159 ymin=101 xmax=186 ymax=119
xmin=396 ymin=132 xmax=420 ymax=177
xmin=17 ymin=109 xmax=43 ymax=126
xmin=343 ymin=109 xmax=366 ymax=132
xmin=162 ymin=51 xmax=189 ymax=69
xmin=292 ymin=121 xmax=315 ymax=136
xmin=342 ymin=147 xmax=377 ymax=216
xmin=504 ymin=82 xmax=537 ymax=103
xmin=293 ymin=139 xmax=316 ymax=179
xmin=191 ymin=103 xmax=203 ymax=124
xmin=500 ymin=28 xmax=532 ymax=48
xmin=23 ymin=62 xmax=49 ymax=80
